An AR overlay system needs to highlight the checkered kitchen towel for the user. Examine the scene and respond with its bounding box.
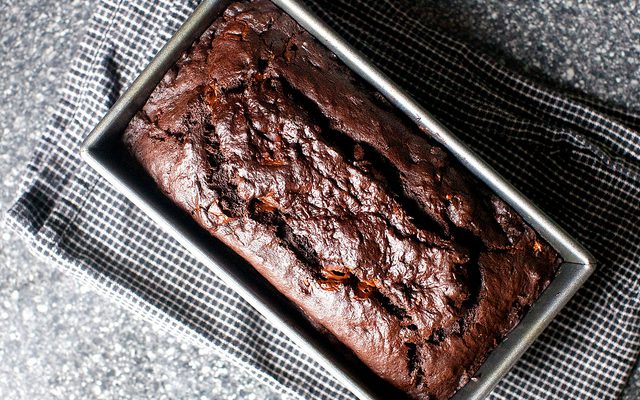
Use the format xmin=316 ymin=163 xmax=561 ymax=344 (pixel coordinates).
xmin=6 ymin=0 xmax=640 ymax=399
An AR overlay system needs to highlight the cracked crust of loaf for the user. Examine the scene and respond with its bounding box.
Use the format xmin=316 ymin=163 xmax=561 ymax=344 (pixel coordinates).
xmin=123 ymin=1 xmax=561 ymax=399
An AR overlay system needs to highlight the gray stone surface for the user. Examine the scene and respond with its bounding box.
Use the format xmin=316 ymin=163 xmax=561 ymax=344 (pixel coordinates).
xmin=0 ymin=0 xmax=637 ymax=399
xmin=406 ymin=0 xmax=640 ymax=109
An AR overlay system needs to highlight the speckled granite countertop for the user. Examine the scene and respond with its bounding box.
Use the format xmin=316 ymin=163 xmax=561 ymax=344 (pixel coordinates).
xmin=0 ymin=1 xmax=638 ymax=399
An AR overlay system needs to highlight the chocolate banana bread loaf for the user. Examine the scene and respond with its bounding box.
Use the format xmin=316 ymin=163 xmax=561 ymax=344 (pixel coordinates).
xmin=123 ymin=1 xmax=561 ymax=398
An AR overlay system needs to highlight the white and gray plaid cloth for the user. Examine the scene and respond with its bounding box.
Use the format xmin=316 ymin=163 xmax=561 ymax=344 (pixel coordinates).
xmin=6 ymin=0 xmax=640 ymax=399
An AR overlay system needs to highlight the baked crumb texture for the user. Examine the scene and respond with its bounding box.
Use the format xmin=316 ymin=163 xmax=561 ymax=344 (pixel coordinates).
xmin=124 ymin=1 xmax=560 ymax=398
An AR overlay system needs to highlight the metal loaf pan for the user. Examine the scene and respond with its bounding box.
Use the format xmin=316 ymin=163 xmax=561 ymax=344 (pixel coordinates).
xmin=80 ymin=0 xmax=596 ymax=399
